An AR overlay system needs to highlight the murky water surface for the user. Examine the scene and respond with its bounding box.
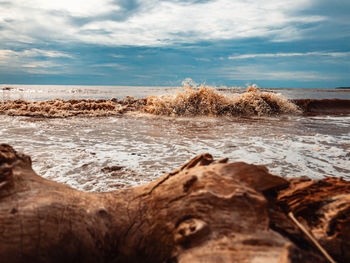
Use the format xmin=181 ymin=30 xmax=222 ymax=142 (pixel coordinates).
xmin=0 ymin=85 xmax=349 ymax=191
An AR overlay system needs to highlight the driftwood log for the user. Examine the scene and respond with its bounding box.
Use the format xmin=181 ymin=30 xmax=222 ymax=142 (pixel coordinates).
xmin=0 ymin=144 xmax=349 ymax=263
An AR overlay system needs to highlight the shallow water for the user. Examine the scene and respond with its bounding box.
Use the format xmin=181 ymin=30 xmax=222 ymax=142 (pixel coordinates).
xmin=1 ymin=112 xmax=349 ymax=192
xmin=1 ymin=85 xmax=349 ymax=192
xmin=2 ymin=84 xmax=350 ymax=101
xmin=0 ymin=84 xmax=174 ymax=101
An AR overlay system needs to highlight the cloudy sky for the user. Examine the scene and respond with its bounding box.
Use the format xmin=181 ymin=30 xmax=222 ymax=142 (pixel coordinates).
xmin=0 ymin=0 xmax=349 ymax=87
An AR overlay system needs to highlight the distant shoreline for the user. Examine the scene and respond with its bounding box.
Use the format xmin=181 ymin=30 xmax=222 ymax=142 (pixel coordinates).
xmin=335 ymin=87 xmax=350 ymax=89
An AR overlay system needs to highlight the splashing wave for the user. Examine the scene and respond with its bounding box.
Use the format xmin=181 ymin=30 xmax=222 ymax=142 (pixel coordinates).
xmin=0 ymin=85 xmax=301 ymax=117
xmin=142 ymin=85 xmax=301 ymax=116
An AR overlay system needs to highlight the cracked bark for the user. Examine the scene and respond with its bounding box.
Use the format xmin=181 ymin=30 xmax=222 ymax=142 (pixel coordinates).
xmin=0 ymin=144 xmax=349 ymax=263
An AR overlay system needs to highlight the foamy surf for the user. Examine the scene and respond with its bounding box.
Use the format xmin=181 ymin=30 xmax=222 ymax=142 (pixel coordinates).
xmin=1 ymin=114 xmax=348 ymax=192
xmin=0 ymin=97 xmax=145 ymax=117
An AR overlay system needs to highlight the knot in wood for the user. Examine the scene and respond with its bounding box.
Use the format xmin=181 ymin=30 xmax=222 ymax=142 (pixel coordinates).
xmin=183 ymin=176 xmax=198 ymax=192
xmin=174 ymin=218 xmax=209 ymax=245
xmin=98 ymin=209 xmax=108 ymax=217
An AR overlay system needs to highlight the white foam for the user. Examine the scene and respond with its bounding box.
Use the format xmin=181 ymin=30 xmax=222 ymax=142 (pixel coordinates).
xmin=0 ymin=114 xmax=349 ymax=192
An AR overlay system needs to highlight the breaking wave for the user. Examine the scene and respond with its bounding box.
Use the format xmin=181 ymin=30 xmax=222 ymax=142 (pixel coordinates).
xmin=0 ymin=85 xmax=302 ymax=117
xmin=142 ymin=85 xmax=301 ymax=116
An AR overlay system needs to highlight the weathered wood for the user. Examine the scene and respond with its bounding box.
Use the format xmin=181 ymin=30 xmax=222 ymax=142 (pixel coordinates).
xmin=0 ymin=144 xmax=349 ymax=262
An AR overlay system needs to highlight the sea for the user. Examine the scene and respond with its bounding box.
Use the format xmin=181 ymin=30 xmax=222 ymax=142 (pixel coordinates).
xmin=0 ymin=84 xmax=349 ymax=192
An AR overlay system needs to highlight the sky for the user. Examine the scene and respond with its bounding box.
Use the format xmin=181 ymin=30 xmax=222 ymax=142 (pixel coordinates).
xmin=0 ymin=0 xmax=349 ymax=88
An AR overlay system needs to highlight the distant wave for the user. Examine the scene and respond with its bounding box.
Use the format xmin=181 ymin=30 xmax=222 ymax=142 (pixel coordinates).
xmin=0 ymin=97 xmax=145 ymax=117
xmin=293 ymin=99 xmax=350 ymax=115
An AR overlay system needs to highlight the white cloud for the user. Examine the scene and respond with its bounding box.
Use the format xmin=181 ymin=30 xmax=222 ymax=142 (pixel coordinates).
xmin=14 ymin=0 xmax=120 ymax=17
xmin=218 ymin=65 xmax=335 ymax=81
xmin=228 ymin=51 xmax=350 ymax=59
xmin=89 ymin=63 xmax=128 ymax=70
xmin=77 ymin=0 xmax=324 ymax=45
xmin=264 ymin=71 xmax=333 ymax=81
xmin=22 ymin=68 xmax=62 ymax=74
xmin=22 ymin=61 xmax=59 ymax=68
xmin=0 ymin=49 xmax=16 ymax=59
xmin=111 ymin=54 xmax=125 ymax=58
xmin=0 ymin=49 xmax=72 ymax=59
xmin=0 ymin=0 xmax=325 ymax=46
xmin=22 ymin=49 xmax=73 ymax=58
xmin=0 ymin=48 xmax=72 ymax=75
